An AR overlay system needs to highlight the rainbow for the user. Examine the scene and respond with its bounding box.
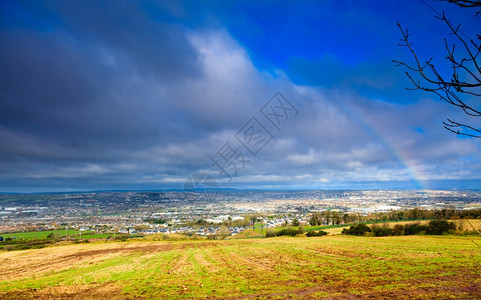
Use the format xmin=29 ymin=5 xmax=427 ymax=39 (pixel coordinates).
xmin=338 ymin=99 xmax=427 ymax=190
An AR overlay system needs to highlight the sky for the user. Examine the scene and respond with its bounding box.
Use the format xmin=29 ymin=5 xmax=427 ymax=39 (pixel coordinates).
xmin=0 ymin=0 xmax=480 ymax=193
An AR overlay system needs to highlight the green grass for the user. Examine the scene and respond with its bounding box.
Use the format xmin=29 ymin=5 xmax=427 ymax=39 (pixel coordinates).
xmin=75 ymin=233 xmax=111 ymax=239
xmin=0 ymin=230 xmax=109 ymax=240
xmin=1 ymin=230 xmax=75 ymax=240
xmin=0 ymin=235 xmax=480 ymax=299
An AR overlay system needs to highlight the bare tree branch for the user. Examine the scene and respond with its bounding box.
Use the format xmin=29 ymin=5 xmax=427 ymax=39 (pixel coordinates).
xmin=441 ymin=0 xmax=481 ymax=15
xmin=393 ymin=1 xmax=481 ymax=138
xmin=444 ymin=118 xmax=481 ymax=137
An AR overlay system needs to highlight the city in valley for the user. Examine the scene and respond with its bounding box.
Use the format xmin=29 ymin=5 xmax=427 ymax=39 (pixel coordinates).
xmin=1 ymin=190 xmax=480 ymax=237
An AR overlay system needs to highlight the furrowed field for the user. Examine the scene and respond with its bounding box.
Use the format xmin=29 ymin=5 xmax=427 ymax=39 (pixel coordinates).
xmin=0 ymin=235 xmax=480 ymax=299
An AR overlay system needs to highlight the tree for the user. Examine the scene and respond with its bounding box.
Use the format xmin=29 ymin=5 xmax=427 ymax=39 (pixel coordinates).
xmin=323 ymin=210 xmax=331 ymax=225
xmin=309 ymin=213 xmax=322 ymax=226
xmin=331 ymin=211 xmax=341 ymax=225
xmin=407 ymin=207 xmax=421 ymax=220
xmin=393 ymin=1 xmax=481 ymax=137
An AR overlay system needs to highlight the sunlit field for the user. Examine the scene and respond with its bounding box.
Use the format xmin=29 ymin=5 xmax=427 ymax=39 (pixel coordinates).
xmin=1 ymin=235 xmax=480 ymax=299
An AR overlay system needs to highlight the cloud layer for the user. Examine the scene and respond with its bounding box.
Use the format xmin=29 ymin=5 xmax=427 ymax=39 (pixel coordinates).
xmin=0 ymin=0 xmax=480 ymax=192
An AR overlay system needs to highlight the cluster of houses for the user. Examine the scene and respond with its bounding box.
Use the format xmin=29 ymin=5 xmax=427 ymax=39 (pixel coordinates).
xmin=67 ymin=215 xmax=312 ymax=237
xmin=1 ymin=214 xmax=312 ymax=240
xmin=117 ymin=225 xmax=248 ymax=236
xmin=262 ymin=215 xmax=308 ymax=227
xmin=204 ymin=215 xmax=245 ymax=224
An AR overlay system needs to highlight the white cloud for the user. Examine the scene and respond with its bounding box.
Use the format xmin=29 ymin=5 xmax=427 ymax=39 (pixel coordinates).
xmin=287 ymin=149 xmax=320 ymax=166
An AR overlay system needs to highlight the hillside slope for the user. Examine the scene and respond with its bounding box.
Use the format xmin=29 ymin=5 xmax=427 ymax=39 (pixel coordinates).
xmin=1 ymin=235 xmax=480 ymax=299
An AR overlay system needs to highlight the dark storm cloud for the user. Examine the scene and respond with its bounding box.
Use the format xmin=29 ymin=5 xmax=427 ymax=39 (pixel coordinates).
xmin=0 ymin=0 xmax=272 ymax=192
xmin=44 ymin=0 xmax=202 ymax=82
xmin=0 ymin=0 xmax=213 ymax=193
xmin=0 ymin=0 xmax=203 ymax=150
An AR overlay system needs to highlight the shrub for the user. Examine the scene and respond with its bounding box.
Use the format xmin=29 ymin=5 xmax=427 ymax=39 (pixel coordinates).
xmin=277 ymin=228 xmax=298 ymax=236
xmin=427 ymin=220 xmax=457 ymax=235
xmin=272 ymin=227 xmax=305 ymax=237
xmin=265 ymin=229 xmax=277 ymax=238
xmin=297 ymin=225 xmax=305 ymax=235
xmin=342 ymin=223 xmax=372 ymax=236
xmin=306 ymin=230 xmax=328 ymax=237
xmin=372 ymin=227 xmax=393 ymax=237
xmin=46 ymin=232 xmax=59 ymax=241
xmin=73 ymin=239 xmax=90 ymax=244
xmin=404 ymin=223 xmax=429 ymax=235
xmin=456 ymin=229 xmax=481 ymax=236
xmin=401 ymin=221 xmax=456 ymax=236
xmin=392 ymin=224 xmax=404 ymax=236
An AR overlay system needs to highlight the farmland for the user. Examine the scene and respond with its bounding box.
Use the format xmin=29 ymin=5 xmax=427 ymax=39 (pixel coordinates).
xmin=0 ymin=235 xmax=480 ymax=299
xmin=0 ymin=229 xmax=110 ymax=241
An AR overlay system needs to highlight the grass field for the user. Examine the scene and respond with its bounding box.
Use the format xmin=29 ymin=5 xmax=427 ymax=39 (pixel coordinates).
xmin=0 ymin=230 xmax=111 ymax=240
xmin=0 ymin=235 xmax=480 ymax=299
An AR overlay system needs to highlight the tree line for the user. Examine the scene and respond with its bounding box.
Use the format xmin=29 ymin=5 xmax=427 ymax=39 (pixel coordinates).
xmin=341 ymin=220 xmax=467 ymax=237
xmin=309 ymin=208 xmax=481 ymax=226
